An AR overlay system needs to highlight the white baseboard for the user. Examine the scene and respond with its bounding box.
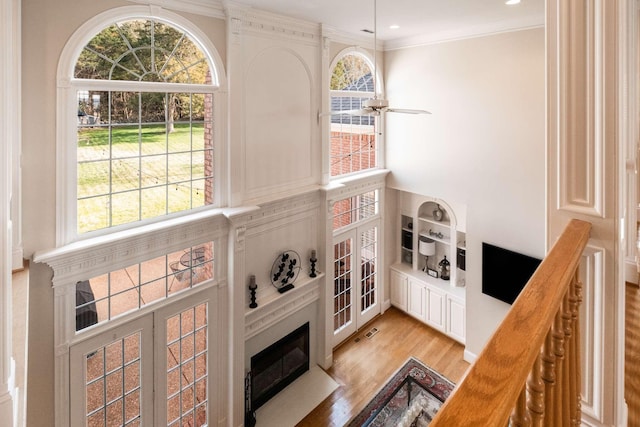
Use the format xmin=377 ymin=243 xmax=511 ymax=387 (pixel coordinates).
xmin=382 ymin=299 xmax=391 ymax=312
xmin=11 ymin=247 xmax=23 ymax=272
xmin=463 ymin=349 xmax=477 ymax=364
xmin=625 ymin=259 xmax=637 ymax=284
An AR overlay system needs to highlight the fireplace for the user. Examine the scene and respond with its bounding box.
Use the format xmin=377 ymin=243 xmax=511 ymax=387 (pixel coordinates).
xmin=250 ymin=323 xmax=310 ymax=410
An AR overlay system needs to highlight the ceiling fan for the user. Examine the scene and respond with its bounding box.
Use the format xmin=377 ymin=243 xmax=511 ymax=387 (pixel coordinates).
xmin=327 ymin=0 xmax=431 ymax=117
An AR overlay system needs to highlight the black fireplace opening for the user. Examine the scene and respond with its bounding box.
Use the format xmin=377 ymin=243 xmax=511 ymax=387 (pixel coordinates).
xmin=251 ymin=322 xmax=310 ymax=410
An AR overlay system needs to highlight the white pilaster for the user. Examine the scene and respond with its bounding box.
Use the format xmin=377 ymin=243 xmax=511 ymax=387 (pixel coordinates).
xmin=546 ymin=0 xmax=626 ymax=425
xmin=0 ymin=0 xmax=19 ymax=424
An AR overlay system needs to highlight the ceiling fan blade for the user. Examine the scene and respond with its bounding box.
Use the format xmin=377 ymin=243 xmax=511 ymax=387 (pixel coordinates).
xmin=385 ymin=108 xmax=432 ymax=115
xmin=320 ymin=108 xmax=373 ymax=116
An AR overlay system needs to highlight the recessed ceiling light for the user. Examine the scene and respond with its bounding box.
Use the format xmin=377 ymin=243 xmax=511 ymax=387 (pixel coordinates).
xmin=506 ymin=0 xmax=521 ymax=4
xmin=389 ymin=25 xmax=400 ymax=30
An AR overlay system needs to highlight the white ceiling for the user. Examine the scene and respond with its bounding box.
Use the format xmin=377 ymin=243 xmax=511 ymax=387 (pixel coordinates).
xmin=233 ymin=0 xmax=545 ymax=47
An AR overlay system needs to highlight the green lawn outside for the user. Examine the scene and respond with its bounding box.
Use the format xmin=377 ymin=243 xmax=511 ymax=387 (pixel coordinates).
xmin=77 ymin=123 xmax=210 ymax=233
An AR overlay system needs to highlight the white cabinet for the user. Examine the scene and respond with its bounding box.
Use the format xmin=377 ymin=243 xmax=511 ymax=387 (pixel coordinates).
xmin=426 ymin=286 xmax=445 ymax=332
xmin=390 ymin=269 xmax=408 ymax=311
xmin=446 ymin=295 xmax=466 ymax=343
xmin=407 ymin=278 xmax=427 ymax=321
xmin=390 ymin=264 xmax=465 ymax=344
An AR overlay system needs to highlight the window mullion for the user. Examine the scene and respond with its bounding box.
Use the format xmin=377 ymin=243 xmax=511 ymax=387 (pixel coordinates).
xmin=71 ymin=79 xmax=217 ymax=95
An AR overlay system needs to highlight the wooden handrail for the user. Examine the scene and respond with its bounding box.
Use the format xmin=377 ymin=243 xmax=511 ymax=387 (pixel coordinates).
xmin=430 ymin=219 xmax=591 ymax=426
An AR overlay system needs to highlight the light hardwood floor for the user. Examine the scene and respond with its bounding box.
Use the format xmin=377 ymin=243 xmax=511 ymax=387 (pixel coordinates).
xmin=297 ymin=307 xmax=470 ymax=427
xmin=298 ymin=284 xmax=640 ymax=427
xmin=627 ymin=281 xmax=640 ymax=427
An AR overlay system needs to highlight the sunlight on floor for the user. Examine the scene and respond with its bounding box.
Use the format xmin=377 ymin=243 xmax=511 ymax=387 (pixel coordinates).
xmin=255 ymin=366 xmax=339 ymax=427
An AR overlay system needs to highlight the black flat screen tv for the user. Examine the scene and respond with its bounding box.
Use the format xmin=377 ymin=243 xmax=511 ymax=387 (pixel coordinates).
xmin=482 ymin=242 xmax=541 ymax=305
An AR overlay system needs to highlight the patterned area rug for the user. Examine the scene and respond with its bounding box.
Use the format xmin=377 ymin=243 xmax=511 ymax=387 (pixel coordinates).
xmin=347 ymin=357 xmax=455 ymax=427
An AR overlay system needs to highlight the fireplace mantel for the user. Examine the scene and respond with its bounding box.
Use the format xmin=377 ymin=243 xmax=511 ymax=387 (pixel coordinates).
xmin=244 ymin=273 xmax=324 ymax=340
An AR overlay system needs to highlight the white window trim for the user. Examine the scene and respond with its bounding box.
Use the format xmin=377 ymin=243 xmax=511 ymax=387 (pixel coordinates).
xmin=328 ymin=46 xmax=383 ymax=100
xmin=56 ymin=5 xmax=227 ymax=246
xmin=328 ymin=46 xmax=384 ymax=180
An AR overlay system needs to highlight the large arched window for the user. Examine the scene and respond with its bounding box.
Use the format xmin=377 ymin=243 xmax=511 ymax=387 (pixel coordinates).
xmin=58 ymin=8 xmax=224 ymax=243
xmin=49 ymin=9 xmax=227 ymax=427
xmin=329 ymin=50 xmax=378 ymax=177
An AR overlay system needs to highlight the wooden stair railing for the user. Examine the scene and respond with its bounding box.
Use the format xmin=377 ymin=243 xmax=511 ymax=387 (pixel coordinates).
xmin=430 ymin=219 xmax=591 ymax=427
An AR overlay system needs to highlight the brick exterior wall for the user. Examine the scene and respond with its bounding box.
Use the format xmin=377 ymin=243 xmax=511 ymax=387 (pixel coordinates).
xmin=330 ymin=130 xmax=376 ymax=177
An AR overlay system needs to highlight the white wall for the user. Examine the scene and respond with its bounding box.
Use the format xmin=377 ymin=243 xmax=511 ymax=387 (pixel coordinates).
xmin=384 ymin=28 xmax=546 ymax=357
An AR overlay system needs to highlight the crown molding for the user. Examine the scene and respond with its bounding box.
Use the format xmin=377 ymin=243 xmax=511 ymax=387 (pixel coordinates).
xmin=225 ymin=1 xmax=321 ymax=44
xmin=385 ymin=21 xmax=545 ymax=51
xmin=321 ymin=24 xmax=384 ymax=51
xmin=127 ymin=0 xmax=226 ymax=19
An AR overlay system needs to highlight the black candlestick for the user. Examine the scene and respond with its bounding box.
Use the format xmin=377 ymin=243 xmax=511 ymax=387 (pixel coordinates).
xmin=309 ymin=249 xmax=317 ymax=278
xmin=249 ymin=275 xmax=258 ymax=308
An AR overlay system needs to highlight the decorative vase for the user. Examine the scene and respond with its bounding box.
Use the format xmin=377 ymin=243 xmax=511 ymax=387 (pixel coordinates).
xmin=433 ymin=204 xmax=444 ymax=221
xmin=439 ymin=255 xmax=450 ymax=280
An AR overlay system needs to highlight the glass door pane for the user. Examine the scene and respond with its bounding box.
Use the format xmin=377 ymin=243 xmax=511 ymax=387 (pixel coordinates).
xmin=70 ymin=315 xmax=154 ymax=427
xmin=333 ymin=232 xmax=355 ymax=345
xmin=360 ymin=226 xmax=379 ymax=316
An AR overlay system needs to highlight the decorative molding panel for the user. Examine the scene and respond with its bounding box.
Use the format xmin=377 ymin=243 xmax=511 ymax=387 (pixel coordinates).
xmin=232 ymin=7 xmax=320 ymax=46
xmin=34 ymin=211 xmax=229 ymax=286
xmin=243 ymin=47 xmax=316 ymax=199
xmin=579 ymin=244 xmax=605 ymax=423
xmin=324 ymin=169 xmax=390 ymax=203
xmin=557 ymin=0 xmax=605 ymax=217
xmin=232 ymin=191 xmax=320 ymax=228
xmin=127 ymin=0 xmax=226 ymax=18
xmin=235 ymin=225 xmax=246 ymax=252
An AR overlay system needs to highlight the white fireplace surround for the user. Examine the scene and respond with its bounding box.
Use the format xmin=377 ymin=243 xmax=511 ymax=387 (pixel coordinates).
xmin=245 ymin=273 xmax=323 ymax=340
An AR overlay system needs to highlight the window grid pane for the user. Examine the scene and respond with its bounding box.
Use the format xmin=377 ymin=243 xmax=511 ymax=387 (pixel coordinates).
xmin=331 ymin=190 xmax=379 ymax=232
xmin=329 ymin=52 xmax=377 ymax=178
xmin=75 ymin=243 xmax=215 ymax=332
xmin=360 ymin=226 xmax=378 ymax=312
xmin=329 ymin=101 xmax=376 ymax=178
xmin=75 ymin=20 xmax=210 ymax=84
xmin=77 ymin=90 xmax=214 ymax=235
xmin=85 ymin=332 xmax=142 ymax=426
xmin=166 ymin=303 xmax=208 ymax=427
xmin=333 ymin=239 xmax=353 ymax=333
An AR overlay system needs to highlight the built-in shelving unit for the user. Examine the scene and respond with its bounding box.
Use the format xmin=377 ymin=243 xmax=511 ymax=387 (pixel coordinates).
xmin=415 ymin=201 xmax=465 ymax=286
xmin=401 ymin=214 xmax=414 ymax=266
xmin=391 ymin=195 xmax=467 ymax=343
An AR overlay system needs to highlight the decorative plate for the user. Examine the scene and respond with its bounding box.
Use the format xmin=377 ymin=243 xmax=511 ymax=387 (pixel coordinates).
xmin=270 ymin=250 xmax=301 ymax=290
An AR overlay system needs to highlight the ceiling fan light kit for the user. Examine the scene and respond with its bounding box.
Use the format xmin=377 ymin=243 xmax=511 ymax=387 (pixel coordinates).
xmin=363 ymin=98 xmax=389 ymax=109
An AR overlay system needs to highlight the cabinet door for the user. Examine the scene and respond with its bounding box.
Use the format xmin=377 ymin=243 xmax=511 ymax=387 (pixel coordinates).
xmin=407 ymin=278 xmax=426 ymax=321
xmin=426 ymin=286 xmax=445 ymax=331
xmin=390 ymin=269 xmax=408 ymax=311
xmin=446 ymin=295 xmax=466 ymax=343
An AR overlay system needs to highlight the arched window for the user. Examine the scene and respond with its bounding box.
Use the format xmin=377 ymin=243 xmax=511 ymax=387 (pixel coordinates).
xmin=329 ymin=50 xmax=378 ymax=177
xmin=58 ymin=9 xmax=224 ymax=243
xmin=50 ymin=9 xmax=227 ymax=426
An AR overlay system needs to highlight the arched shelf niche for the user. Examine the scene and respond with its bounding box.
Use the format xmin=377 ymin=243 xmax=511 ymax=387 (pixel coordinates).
xmin=415 ymin=199 xmax=465 ymax=287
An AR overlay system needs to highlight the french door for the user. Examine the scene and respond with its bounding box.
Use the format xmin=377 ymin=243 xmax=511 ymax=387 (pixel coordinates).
xmin=70 ymin=289 xmax=215 ymax=426
xmin=332 ymin=220 xmax=380 ymax=346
